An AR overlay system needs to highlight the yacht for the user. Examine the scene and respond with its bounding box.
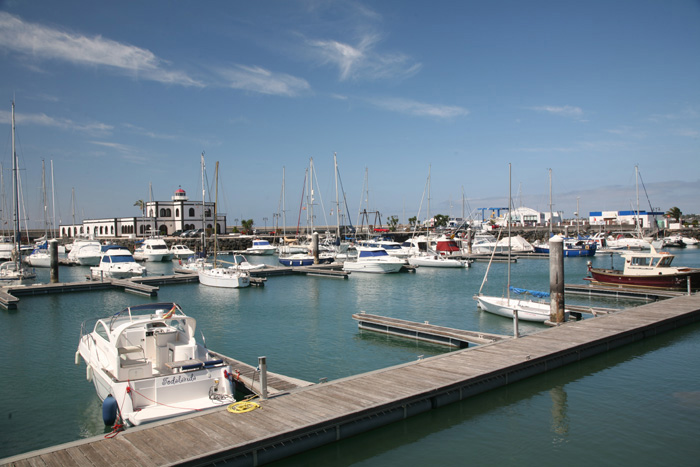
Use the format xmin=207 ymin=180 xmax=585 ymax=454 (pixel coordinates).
xmin=170 ymin=244 xmax=195 ymax=260
xmin=343 ymin=246 xmax=405 ymax=273
xmin=67 ymin=238 xmax=102 ymax=266
xmin=76 ymin=302 xmax=238 ymax=427
xmin=245 ymin=239 xmax=277 ymax=256
xmin=134 ymin=238 xmax=174 ymax=262
xmin=90 ymin=245 xmax=146 ymax=280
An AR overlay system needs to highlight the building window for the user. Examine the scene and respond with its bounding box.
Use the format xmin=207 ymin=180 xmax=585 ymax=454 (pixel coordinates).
xmin=189 ymin=208 xmax=195 ymax=217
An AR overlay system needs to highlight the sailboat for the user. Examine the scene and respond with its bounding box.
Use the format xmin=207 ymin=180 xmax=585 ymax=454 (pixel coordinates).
xmin=0 ymin=101 xmax=36 ymax=282
xmin=473 ymin=164 xmax=563 ymax=327
xmin=198 ymin=161 xmax=251 ymax=288
xmin=27 ymin=160 xmax=52 ymax=267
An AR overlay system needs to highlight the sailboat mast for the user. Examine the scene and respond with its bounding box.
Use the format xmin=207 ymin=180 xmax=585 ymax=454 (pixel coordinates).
xmin=213 ymin=161 xmax=219 ymax=267
xmin=201 ymin=152 xmax=206 ymax=254
xmin=334 ymin=153 xmax=340 ymax=239
xmin=309 ymin=157 xmax=314 ymax=234
xmin=41 ymin=159 xmax=48 ymax=238
xmin=51 ymin=160 xmax=57 ymax=238
xmin=509 ymin=163 xmax=519 ymax=338
xmin=11 ymin=101 xmax=20 ymax=264
xmin=427 ymin=165 xmax=431 ymax=231
xmin=282 ymin=166 xmax=286 ymax=236
xmin=548 ymin=168 xmax=553 ymax=236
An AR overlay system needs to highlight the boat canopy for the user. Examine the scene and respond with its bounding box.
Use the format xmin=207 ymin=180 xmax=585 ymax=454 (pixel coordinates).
xmin=509 ymin=286 xmax=550 ymax=299
xmin=359 ymin=249 xmax=389 ymax=258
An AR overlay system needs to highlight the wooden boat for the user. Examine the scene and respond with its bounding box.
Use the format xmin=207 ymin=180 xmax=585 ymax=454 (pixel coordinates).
xmin=587 ymin=246 xmax=700 ymax=290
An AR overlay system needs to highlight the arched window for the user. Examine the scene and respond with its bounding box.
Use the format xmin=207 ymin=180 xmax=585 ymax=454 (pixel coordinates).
xmin=159 ymin=225 xmax=168 ymax=235
xmin=110 ymin=226 xmax=114 ymax=234
xmin=205 ymin=209 xmax=211 ymax=218
xmin=160 ymin=208 xmax=166 ymax=217
xmin=189 ymin=208 xmax=195 ymax=217
xmin=175 ymin=208 xmax=179 ymax=217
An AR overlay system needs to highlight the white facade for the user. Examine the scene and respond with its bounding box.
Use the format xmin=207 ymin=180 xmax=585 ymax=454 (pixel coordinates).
xmin=588 ymin=210 xmax=666 ymax=229
xmin=59 ymin=188 xmax=226 ymax=238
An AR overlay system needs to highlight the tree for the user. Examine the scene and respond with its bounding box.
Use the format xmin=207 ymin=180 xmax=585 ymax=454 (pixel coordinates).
xmin=387 ymin=215 xmax=399 ymax=232
xmin=434 ymin=214 xmax=449 ymax=228
xmin=241 ymin=219 xmax=254 ymax=234
xmin=408 ymin=216 xmax=417 ymax=228
xmin=134 ymin=199 xmax=145 ymax=216
xmin=666 ymin=207 xmax=682 ymax=223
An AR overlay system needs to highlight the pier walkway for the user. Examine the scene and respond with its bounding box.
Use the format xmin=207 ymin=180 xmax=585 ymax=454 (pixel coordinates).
xmin=4 ymin=293 xmax=699 ymax=466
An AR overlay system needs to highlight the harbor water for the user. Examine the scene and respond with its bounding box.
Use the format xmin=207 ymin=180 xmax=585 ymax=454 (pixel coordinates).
xmin=1 ymin=247 xmax=699 ymax=465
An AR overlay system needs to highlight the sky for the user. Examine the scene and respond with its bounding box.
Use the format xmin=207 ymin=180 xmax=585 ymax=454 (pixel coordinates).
xmin=0 ymin=0 xmax=699 ymax=231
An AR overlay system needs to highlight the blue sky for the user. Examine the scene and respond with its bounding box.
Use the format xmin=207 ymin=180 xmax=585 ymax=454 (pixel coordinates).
xmin=0 ymin=0 xmax=698 ymax=230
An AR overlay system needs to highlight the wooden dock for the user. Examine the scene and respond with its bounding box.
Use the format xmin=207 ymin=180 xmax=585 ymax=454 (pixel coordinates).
xmin=352 ymin=312 xmax=510 ymax=348
xmin=564 ymin=282 xmax=685 ymax=301
xmin=4 ymin=293 xmax=699 ymax=466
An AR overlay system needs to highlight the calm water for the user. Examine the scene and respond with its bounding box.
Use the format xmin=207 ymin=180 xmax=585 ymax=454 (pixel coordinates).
xmin=1 ymin=247 xmax=699 ymax=465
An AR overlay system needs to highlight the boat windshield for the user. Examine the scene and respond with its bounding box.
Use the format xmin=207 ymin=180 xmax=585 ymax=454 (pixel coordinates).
xmin=630 ymin=257 xmax=650 ymax=267
xmin=111 ymin=255 xmax=136 ymax=263
xmin=657 ymin=256 xmax=674 ymax=267
xmin=360 ymin=249 xmax=389 ymax=258
xmin=151 ymin=244 xmax=168 ymax=250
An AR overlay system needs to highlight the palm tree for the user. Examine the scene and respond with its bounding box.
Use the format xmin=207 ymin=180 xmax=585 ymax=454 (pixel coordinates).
xmin=241 ymin=219 xmax=254 ymax=234
xmin=134 ymin=200 xmax=145 ymax=216
xmin=666 ymin=206 xmax=682 ymax=223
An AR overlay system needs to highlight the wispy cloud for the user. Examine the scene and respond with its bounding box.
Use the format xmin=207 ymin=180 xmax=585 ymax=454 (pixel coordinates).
xmin=308 ymin=32 xmax=421 ymax=81
xmin=122 ymin=123 xmax=178 ymax=140
xmin=90 ymin=140 xmax=149 ymax=163
xmin=368 ymin=97 xmax=468 ymax=118
xmin=671 ymin=128 xmax=699 ymax=138
xmin=0 ymin=12 xmax=201 ymax=87
xmin=0 ymin=109 xmax=112 ymax=134
xmin=216 ymin=64 xmax=311 ymax=97
xmin=531 ymin=105 xmax=584 ymax=118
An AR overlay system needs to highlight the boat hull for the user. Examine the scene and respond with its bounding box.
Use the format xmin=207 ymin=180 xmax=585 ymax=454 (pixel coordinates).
xmin=343 ymin=261 xmax=404 ymax=274
xmin=198 ymin=268 xmax=250 ymax=288
xmin=588 ymin=268 xmax=700 ymax=291
xmin=278 ymin=256 xmax=333 ymax=267
xmin=476 ymin=295 xmax=568 ymax=322
xmin=408 ymin=256 xmax=468 ymax=268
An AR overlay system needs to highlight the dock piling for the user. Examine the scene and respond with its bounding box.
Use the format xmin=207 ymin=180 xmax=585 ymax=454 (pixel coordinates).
xmin=549 ymin=235 xmax=565 ymax=323
xmin=49 ymin=240 xmax=58 ymax=283
xmin=259 ymin=356 xmax=268 ymax=400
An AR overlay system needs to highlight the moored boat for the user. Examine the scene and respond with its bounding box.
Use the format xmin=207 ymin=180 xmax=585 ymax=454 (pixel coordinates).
xmin=343 ymin=246 xmax=405 ymax=273
xmin=133 ymin=237 xmax=174 ymax=262
xmin=67 ymin=238 xmax=102 ymax=265
xmin=587 ymin=246 xmax=700 ymax=290
xmin=90 ymin=245 xmax=146 ymax=280
xmin=76 ymin=302 xmax=238 ymax=427
xmin=170 ymin=244 xmax=195 ymax=260
xmin=245 ymin=239 xmax=277 ymax=256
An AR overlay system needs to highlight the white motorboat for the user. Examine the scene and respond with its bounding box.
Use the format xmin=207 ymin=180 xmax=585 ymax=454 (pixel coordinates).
xmin=67 ymin=238 xmax=102 ymax=266
xmin=245 ymin=239 xmax=277 ymax=256
xmin=198 ymin=266 xmax=251 ymax=288
xmin=170 ymin=244 xmax=195 ymax=260
xmin=343 ymin=246 xmax=405 ymax=273
xmin=76 ymin=302 xmax=237 ymax=427
xmin=475 ymin=294 xmax=568 ymax=323
xmin=134 ymin=238 xmax=174 ymax=262
xmin=358 ymin=238 xmax=410 ymax=259
xmin=408 ymin=253 xmax=469 ymax=268
xmin=231 ymin=254 xmax=266 ymax=271
xmin=90 ymin=245 xmax=146 ymax=280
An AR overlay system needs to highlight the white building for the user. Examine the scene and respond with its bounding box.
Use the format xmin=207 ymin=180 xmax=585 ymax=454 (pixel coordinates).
xmin=59 ymin=188 xmax=226 ymax=239
xmin=588 ymin=210 xmax=666 ymax=229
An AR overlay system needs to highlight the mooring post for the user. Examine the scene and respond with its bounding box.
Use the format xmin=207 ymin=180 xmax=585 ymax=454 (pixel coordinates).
xmin=467 ymin=227 xmax=472 ymax=255
xmin=549 ymin=235 xmax=565 ymax=323
xmin=49 ymin=240 xmax=59 ymax=283
xmin=312 ymin=232 xmax=319 ymax=264
xmin=258 ymin=356 xmax=268 ymax=400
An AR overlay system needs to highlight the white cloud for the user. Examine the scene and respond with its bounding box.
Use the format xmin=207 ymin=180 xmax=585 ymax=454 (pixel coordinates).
xmin=308 ymin=33 xmax=421 ymax=81
xmin=531 ymin=105 xmax=584 ymax=118
xmin=217 ymin=64 xmax=311 ymax=97
xmin=0 ymin=12 xmax=201 ymax=86
xmin=0 ymin=109 xmax=112 ymax=134
xmin=368 ymin=97 xmax=468 ymax=118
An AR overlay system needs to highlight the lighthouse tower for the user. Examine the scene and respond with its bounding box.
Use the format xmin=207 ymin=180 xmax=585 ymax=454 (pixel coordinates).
xmin=172 ymin=187 xmax=188 ymax=201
